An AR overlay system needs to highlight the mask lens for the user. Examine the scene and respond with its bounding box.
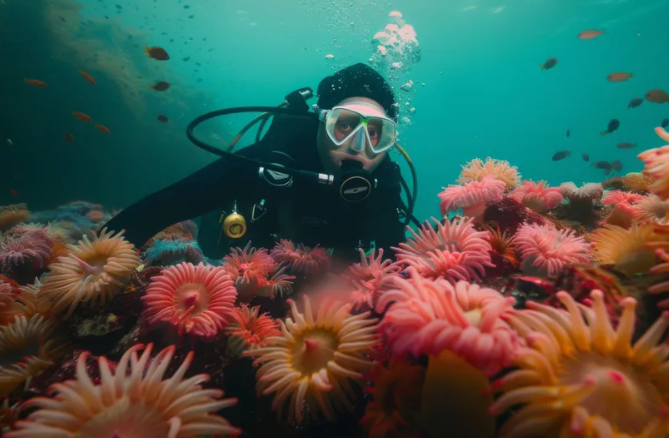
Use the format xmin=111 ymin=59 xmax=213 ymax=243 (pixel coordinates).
xmin=325 ymin=108 xmax=397 ymax=153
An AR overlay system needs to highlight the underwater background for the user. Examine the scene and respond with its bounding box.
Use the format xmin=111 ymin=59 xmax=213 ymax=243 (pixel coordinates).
xmin=2 ymin=0 xmax=669 ymax=223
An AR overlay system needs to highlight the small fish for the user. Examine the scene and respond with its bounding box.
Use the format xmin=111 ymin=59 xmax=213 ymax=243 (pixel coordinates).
xmin=73 ymin=111 xmax=92 ymax=123
xmin=594 ymin=161 xmax=613 ymax=170
xmin=144 ymin=45 xmax=170 ymax=60
xmin=578 ymin=29 xmax=604 ymax=40
xmin=95 ymin=124 xmax=111 ymax=134
xmin=6 ymin=139 xmax=12 ymax=146
xmin=627 ymin=97 xmax=643 ymax=109
xmin=601 ymin=119 xmax=619 ymax=136
xmin=646 ymin=89 xmax=669 ymax=104
xmin=662 ymin=119 xmax=669 ymax=128
xmin=10 ymin=189 xmax=18 ymax=198
xmin=607 ymin=72 xmax=632 ymax=82
xmin=151 ymin=81 xmax=170 ymax=91
xmin=611 ymin=160 xmax=622 ymax=172
xmin=540 ymin=57 xmax=558 ymax=70
xmin=566 ymin=129 xmax=570 ymax=137
xmin=552 ymin=150 xmax=570 ymax=161
xmin=157 ymin=114 xmax=169 ymax=122
xmin=23 ymin=77 xmax=47 ymax=87
xmin=616 ymin=142 xmax=636 ymax=149
xmin=64 ymin=133 xmax=74 ymax=143
xmin=582 ymin=153 xmax=589 ymax=162
xmin=182 ymin=56 xmax=191 ymax=62
xmin=78 ymin=70 xmax=96 ymax=85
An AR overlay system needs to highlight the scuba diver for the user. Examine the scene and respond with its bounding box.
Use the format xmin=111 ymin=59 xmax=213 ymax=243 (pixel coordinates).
xmin=103 ymin=63 xmax=418 ymax=262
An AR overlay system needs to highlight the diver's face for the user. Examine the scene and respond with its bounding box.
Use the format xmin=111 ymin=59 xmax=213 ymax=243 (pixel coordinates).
xmin=317 ymin=97 xmax=389 ymax=175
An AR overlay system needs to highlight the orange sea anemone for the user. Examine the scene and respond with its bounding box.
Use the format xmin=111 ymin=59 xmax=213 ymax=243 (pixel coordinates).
xmin=0 ymin=280 xmax=40 ymax=325
xmin=393 ymin=217 xmax=494 ymax=284
xmin=376 ymin=268 xmax=522 ymax=376
xmin=142 ymin=262 xmax=238 ymax=338
xmin=637 ymin=126 xmax=669 ymax=201
xmin=483 ymin=225 xmax=519 ymax=267
xmin=39 ymin=228 xmax=141 ymax=317
xmin=6 ymin=343 xmax=241 ymax=438
xmin=591 ymin=222 xmax=662 ymax=276
xmin=225 ymin=304 xmax=280 ymax=357
xmin=510 ymin=180 xmax=563 ymax=213
xmin=0 ymin=205 xmax=30 ymax=232
xmin=270 ymin=239 xmax=331 ymax=277
xmin=0 ymin=315 xmax=67 ymax=398
xmin=438 ymin=175 xmax=506 ymax=221
xmin=244 ymin=295 xmax=379 ymax=423
xmin=457 ymin=157 xmax=521 ymax=189
xmin=490 ymin=290 xmax=669 ymax=438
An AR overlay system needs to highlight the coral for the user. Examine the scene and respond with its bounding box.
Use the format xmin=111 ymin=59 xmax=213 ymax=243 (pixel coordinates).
xmin=244 ymin=295 xmax=379 ymax=423
xmin=6 ymin=343 xmax=241 ymax=438
xmin=513 ymin=223 xmax=592 ymax=277
xmin=631 ymin=193 xmax=669 ymax=223
xmin=490 ymin=290 xmax=669 ymax=438
xmin=457 ymin=157 xmax=521 ymax=189
xmin=591 ymin=222 xmax=663 ymax=276
xmin=483 ymin=197 xmax=546 ymax=235
xmin=270 ymin=239 xmax=332 ymax=277
xmin=0 ymin=229 xmax=52 ymax=274
xmin=0 ymin=204 xmax=30 ymax=232
xmin=360 ymin=358 xmax=425 ymax=438
xmin=393 ymin=217 xmax=494 ymax=284
xmin=225 ymin=304 xmax=280 ymax=357
xmin=39 ymin=228 xmax=141 ymax=317
xmin=142 ymin=262 xmax=237 ymax=337
xmin=637 ymin=126 xmax=669 ymax=201
xmin=142 ymin=238 xmax=204 ymax=266
xmin=438 ymin=175 xmax=506 ymax=221
xmin=343 ymin=248 xmax=402 ymax=310
xmin=510 ymin=180 xmax=563 ymax=213
xmin=376 ymin=268 xmax=521 ymax=376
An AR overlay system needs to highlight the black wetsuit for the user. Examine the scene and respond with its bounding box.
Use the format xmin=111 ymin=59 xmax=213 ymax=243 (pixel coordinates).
xmin=103 ymin=115 xmax=407 ymax=262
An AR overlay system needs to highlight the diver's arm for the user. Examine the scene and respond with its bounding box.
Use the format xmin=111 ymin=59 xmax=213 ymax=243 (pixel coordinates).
xmin=103 ymin=146 xmax=265 ymax=248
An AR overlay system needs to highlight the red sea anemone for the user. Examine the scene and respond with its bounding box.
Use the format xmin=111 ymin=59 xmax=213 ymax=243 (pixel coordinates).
xmin=142 ymin=262 xmax=238 ymax=338
xmin=438 ymin=174 xmax=506 ymax=221
xmin=393 ymin=217 xmax=494 ymax=284
xmin=637 ymin=126 xmax=669 ymax=200
xmin=6 ymin=343 xmax=241 ymax=438
xmin=225 ymin=304 xmax=280 ymax=357
xmin=376 ymin=268 xmax=521 ymax=376
xmin=270 ymin=239 xmax=331 ymax=277
xmin=513 ymin=222 xmax=592 ymax=277
xmin=244 ymin=295 xmax=379 ymax=423
xmin=490 ymin=290 xmax=669 ymax=438
xmin=510 ymin=180 xmax=563 ymax=213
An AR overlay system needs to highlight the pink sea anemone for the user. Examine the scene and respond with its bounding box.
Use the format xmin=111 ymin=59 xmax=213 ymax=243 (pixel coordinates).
xmin=142 ymin=262 xmax=237 ymax=337
xmin=0 ymin=229 xmax=52 ymax=273
xmin=631 ymin=193 xmax=669 ymax=223
xmin=225 ymin=304 xmax=280 ymax=357
xmin=637 ymin=126 xmax=669 ymax=200
xmin=343 ymin=248 xmax=402 ymax=310
xmin=438 ymin=174 xmax=506 ymax=221
xmin=510 ymin=180 xmax=563 ymax=213
xmin=375 ymin=268 xmax=521 ymax=375
xmin=513 ymin=222 xmax=592 ymax=277
xmin=602 ymin=190 xmax=643 ymax=228
xmin=393 ymin=217 xmax=494 ymax=284
xmin=270 ymin=239 xmax=331 ymax=277
xmin=6 ymin=343 xmax=240 ymax=438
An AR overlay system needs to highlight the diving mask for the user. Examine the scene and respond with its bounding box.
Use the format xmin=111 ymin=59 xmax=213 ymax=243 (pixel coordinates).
xmin=318 ymin=101 xmax=398 ymax=154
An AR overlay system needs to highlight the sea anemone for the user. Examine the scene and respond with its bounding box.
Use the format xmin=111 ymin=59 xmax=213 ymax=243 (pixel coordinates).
xmin=143 ymin=238 xmax=204 ymax=267
xmin=457 ymin=157 xmax=521 ymax=189
xmin=559 ymin=182 xmax=603 ymax=216
xmin=360 ymin=358 xmax=425 ymax=438
xmin=591 ymin=222 xmax=662 ymax=276
xmin=602 ymin=190 xmax=643 ymax=228
xmin=0 ymin=205 xmax=30 ymax=232
xmin=393 ymin=217 xmax=494 ymax=284
xmin=6 ymin=343 xmax=241 ymax=438
xmin=490 ymin=290 xmax=669 ymax=438
xmin=483 ymin=225 xmax=518 ymax=268
xmin=343 ymin=248 xmax=402 ymax=310
xmin=438 ymin=175 xmax=506 ymax=221
xmin=631 ymin=193 xmax=669 ymax=223
xmin=142 ymin=262 xmax=237 ymax=337
xmin=0 ymin=315 xmax=67 ymax=398
xmin=604 ymin=172 xmax=657 ymax=194
xmin=376 ymin=268 xmax=521 ymax=376
xmin=510 ymin=180 xmax=563 ymax=213
xmin=513 ymin=223 xmax=592 ymax=277
xmin=0 ymin=280 xmax=40 ymax=325
xmin=244 ymin=295 xmax=379 ymax=423
xmin=0 ymin=230 xmax=52 ymax=274
xmin=637 ymin=126 xmax=669 ymax=201
xmin=270 ymin=239 xmax=331 ymax=277
xmin=39 ymin=228 xmax=141 ymax=317
xmin=225 ymin=304 xmax=280 ymax=357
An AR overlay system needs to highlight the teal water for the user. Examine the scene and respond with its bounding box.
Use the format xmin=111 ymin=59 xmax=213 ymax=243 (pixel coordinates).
xmin=1 ymin=0 xmax=668 ymax=224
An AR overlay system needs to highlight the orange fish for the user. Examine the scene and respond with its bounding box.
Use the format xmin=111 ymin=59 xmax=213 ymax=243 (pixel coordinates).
xmin=78 ymin=70 xmax=96 ymax=85
xmin=607 ymin=72 xmax=633 ymax=82
xmin=10 ymin=189 xmax=18 ymax=198
xmin=73 ymin=111 xmax=92 ymax=123
xmin=64 ymin=133 xmax=74 ymax=143
xmin=578 ymin=30 xmax=604 ymax=40
xmin=646 ymin=89 xmax=669 ymax=104
xmin=23 ymin=77 xmax=47 ymax=87
xmin=95 ymin=124 xmax=111 ymax=134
